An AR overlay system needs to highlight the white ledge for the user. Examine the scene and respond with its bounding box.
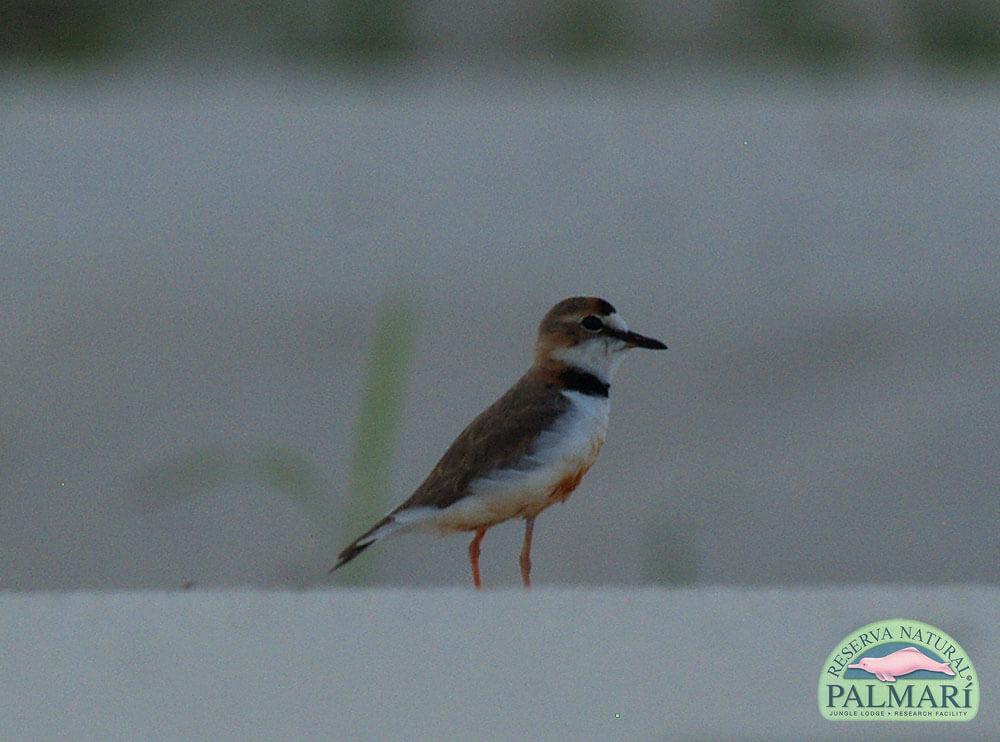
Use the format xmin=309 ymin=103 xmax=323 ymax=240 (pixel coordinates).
xmin=3 ymin=586 xmax=996 ymax=740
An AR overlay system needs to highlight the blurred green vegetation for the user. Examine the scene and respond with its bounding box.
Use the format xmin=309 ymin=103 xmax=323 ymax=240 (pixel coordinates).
xmin=2 ymin=0 xmax=998 ymax=71
xmin=914 ymin=0 xmax=1000 ymax=69
xmin=340 ymin=293 xmax=419 ymax=584
xmin=285 ymin=0 xmax=411 ymax=64
xmin=133 ymin=443 xmax=339 ymax=539
xmin=132 ymin=293 xmax=419 ymax=585
xmin=2 ymin=0 xmax=123 ymax=62
xmin=641 ymin=520 xmax=698 ymax=585
xmin=742 ymin=0 xmax=864 ymax=67
xmin=545 ymin=0 xmax=636 ymax=59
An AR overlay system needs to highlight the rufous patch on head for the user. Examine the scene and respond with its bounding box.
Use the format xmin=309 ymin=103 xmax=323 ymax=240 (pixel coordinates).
xmin=537 ymin=297 xmax=616 ymax=334
xmin=534 ymin=296 xmax=618 ymax=364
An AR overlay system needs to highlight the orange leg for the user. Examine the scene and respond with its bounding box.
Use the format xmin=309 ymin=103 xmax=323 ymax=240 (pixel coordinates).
xmin=520 ymin=516 xmax=535 ymax=589
xmin=468 ymin=527 xmax=488 ymax=590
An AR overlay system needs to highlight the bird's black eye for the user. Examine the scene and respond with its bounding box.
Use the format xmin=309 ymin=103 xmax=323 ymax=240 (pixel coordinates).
xmin=580 ymin=315 xmax=604 ymax=332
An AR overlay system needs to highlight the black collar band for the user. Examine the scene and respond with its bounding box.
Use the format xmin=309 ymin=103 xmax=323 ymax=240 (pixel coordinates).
xmin=559 ymin=367 xmax=610 ymax=398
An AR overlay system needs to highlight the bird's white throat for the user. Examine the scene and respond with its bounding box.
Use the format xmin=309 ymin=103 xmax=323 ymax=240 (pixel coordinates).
xmin=550 ymin=311 xmax=630 ymax=384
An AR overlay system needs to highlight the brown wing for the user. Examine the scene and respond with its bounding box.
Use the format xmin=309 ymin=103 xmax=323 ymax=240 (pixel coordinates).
xmin=393 ymin=373 xmax=569 ymax=512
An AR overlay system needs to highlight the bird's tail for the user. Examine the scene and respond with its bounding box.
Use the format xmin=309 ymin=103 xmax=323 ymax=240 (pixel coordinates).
xmin=329 ymin=515 xmax=396 ymax=573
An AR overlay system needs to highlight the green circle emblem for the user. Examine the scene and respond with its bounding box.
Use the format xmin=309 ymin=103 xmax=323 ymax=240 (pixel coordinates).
xmin=819 ymin=619 xmax=978 ymax=722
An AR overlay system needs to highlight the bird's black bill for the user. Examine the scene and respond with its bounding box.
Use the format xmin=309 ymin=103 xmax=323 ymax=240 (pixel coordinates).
xmin=621 ymin=330 xmax=667 ymax=349
xmin=602 ymin=326 xmax=667 ymax=349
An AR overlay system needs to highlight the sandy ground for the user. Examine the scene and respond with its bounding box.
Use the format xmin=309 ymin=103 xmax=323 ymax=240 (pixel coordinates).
xmin=2 ymin=586 xmax=995 ymax=740
xmin=2 ymin=71 xmax=998 ymax=590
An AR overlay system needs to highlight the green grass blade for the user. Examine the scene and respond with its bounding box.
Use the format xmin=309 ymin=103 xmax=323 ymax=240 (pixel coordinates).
xmin=340 ymin=293 xmax=419 ymax=584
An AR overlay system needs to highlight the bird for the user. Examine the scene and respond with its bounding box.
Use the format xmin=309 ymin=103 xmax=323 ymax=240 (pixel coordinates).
xmin=331 ymin=296 xmax=667 ymax=588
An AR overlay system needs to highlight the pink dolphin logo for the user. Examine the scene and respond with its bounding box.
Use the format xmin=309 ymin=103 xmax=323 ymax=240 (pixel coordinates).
xmin=848 ymin=647 xmax=956 ymax=682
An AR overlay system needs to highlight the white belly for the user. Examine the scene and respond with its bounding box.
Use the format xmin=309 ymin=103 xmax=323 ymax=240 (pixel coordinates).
xmin=432 ymin=390 xmax=610 ymax=530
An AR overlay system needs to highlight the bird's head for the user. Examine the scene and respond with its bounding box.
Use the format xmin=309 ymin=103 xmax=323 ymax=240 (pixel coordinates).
xmin=533 ymin=297 xmax=667 ymax=383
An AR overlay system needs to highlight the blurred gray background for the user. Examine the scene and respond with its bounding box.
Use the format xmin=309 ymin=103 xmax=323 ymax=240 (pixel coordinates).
xmin=2 ymin=0 xmax=998 ymax=590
